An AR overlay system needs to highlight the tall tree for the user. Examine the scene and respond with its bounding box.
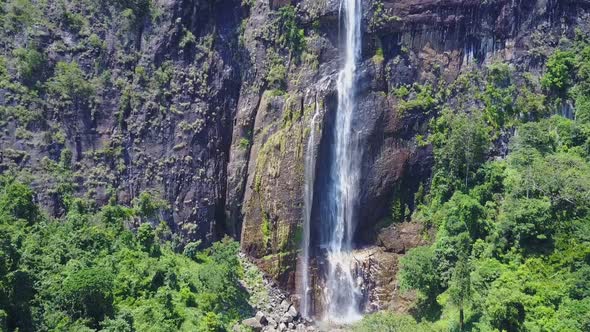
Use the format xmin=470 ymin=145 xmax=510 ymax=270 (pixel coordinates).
xmin=448 ymin=255 xmax=472 ymax=331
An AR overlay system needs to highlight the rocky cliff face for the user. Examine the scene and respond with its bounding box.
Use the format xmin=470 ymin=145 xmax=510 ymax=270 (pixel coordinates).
xmin=1 ymin=0 xmax=243 ymax=242
xmin=2 ymin=0 xmax=590 ymax=316
xmin=229 ymin=0 xmax=590 ymax=313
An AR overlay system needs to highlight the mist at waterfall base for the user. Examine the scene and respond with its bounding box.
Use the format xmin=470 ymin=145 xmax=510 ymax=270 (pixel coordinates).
xmin=299 ymin=0 xmax=363 ymax=324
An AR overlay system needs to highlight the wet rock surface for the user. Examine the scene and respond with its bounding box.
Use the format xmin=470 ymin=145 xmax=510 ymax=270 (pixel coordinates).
xmin=298 ymin=226 xmax=429 ymax=323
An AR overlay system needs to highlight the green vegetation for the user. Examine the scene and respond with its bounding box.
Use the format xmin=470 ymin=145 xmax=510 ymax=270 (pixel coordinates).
xmin=369 ymin=1 xmax=401 ymax=32
xmin=275 ymin=6 xmax=305 ymax=58
xmin=238 ymin=137 xmax=250 ymax=150
xmin=429 ymin=108 xmax=491 ymax=203
xmin=0 ymin=177 xmax=252 ymax=331
xmin=373 ymin=46 xmax=384 ymax=65
xmin=395 ymin=84 xmax=437 ymax=113
xmin=261 ymin=212 xmax=271 ymax=247
xmin=539 ymin=34 xmax=590 ymax=122
xmin=12 ymin=46 xmax=45 ymax=86
xmin=0 ymin=0 xmax=224 ymax=209
xmin=482 ymin=63 xmax=516 ymax=128
xmin=179 ymin=28 xmax=196 ymax=49
xmin=353 ymin=312 xmax=435 ymax=332
xmin=385 ymin=40 xmax=590 ymax=331
xmin=259 ymin=4 xmax=306 ymax=92
xmin=266 ymin=56 xmax=287 ymax=91
xmin=541 ymin=50 xmax=576 ymax=95
xmin=47 ymin=61 xmax=95 ymax=105
xmin=3 ymin=2 xmax=590 ymax=332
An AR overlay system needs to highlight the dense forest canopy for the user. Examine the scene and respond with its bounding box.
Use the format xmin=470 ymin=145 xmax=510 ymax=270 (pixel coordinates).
xmin=0 ymin=179 xmax=255 ymax=331
xmin=358 ymin=34 xmax=590 ymax=332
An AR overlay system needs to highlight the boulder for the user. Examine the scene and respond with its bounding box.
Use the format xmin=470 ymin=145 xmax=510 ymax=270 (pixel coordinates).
xmin=377 ymin=222 xmax=428 ymax=254
xmin=287 ymin=305 xmax=298 ymax=318
xmin=280 ymin=299 xmax=291 ymax=312
xmin=255 ymin=311 xmax=268 ymax=325
xmin=242 ymin=318 xmax=263 ymax=331
xmin=267 ymin=317 xmax=277 ymax=328
xmin=280 ymin=313 xmax=292 ymax=323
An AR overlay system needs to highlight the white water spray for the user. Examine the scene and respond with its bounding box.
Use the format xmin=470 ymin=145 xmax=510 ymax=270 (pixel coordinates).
xmin=325 ymin=0 xmax=363 ymax=323
xmin=300 ymin=97 xmax=321 ymax=319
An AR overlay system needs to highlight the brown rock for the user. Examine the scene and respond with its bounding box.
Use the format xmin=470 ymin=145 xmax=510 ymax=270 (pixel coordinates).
xmin=377 ymin=222 xmax=428 ymax=254
xmin=243 ymin=317 xmax=263 ymax=331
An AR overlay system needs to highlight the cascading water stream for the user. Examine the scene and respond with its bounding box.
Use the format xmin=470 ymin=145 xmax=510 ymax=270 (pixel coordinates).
xmin=325 ymin=0 xmax=363 ymax=323
xmin=300 ymin=97 xmax=321 ymax=319
xmin=300 ymin=0 xmax=362 ymax=323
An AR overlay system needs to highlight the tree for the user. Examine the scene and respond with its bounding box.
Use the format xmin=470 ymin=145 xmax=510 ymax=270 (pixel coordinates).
xmin=99 ymin=312 xmax=134 ymax=332
xmin=399 ymin=246 xmax=441 ymax=314
xmin=0 ymin=180 xmax=250 ymax=330
xmin=183 ymin=241 xmax=203 ymax=260
xmin=484 ymin=274 xmax=527 ymax=331
xmin=134 ymin=192 xmax=167 ymax=220
xmin=0 ymin=181 xmax=39 ymax=223
xmin=60 ymin=266 xmax=114 ymax=328
xmin=432 ymin=192 xmax=485 ymax=285
xmin=137 ymin=223 xmax=155 ymax=252
xmin=430 ymin=109 xmax=491 ymax=200
xmin=352 ymin=312 xmax=434 ymax=332
xmin=441 ymin=192 xmax=487 ymax=240
xmin=483 ymin=62 xmax=515 ymax=128
xmin=100 ymin=204 xmax=134 ymax=230
xmin=448 ymin=255 xmax=472 ymax=331
xmin=198 ymin=311 xmax=224 ymax=332
xmin=510 ymin=121 xmax=555 ymax=156
xmin=541 ymin=50 xmax=576 ymax=95
xmin=391 ymin=196 xmax=404 ymax=224
xmin=498 ymin=197 xmax=553 ymax=249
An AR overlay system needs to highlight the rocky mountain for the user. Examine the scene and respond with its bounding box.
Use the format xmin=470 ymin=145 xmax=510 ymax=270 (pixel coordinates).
xmin=2 ymin=0 xmax=590 ymax=321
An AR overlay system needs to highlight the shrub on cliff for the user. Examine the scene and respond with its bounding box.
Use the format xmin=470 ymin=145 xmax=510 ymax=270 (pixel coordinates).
xmin=276 ymin=6 xmax=305 ymax=58
xmin=12 ymin=46 xmax=45 ymax=86
xmin=541 ymin=50 xmax=576 ymax=95
xmin=47 ymin=61 xmax=95 ymax=106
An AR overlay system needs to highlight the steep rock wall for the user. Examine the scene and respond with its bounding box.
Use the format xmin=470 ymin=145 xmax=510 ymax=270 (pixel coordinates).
xmin=3 ymin=0 xmax=590 ymax=307
xmin=230 ymin=0 xmax=590 ymax=299
xmin=1 ymin=0 xmax=243 ymax=242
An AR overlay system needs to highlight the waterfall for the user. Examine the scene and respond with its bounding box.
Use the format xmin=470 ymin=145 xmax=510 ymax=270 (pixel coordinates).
xmin=325 ymin=0 xmax=363 ymax=323
xmin=301 ymin=97 xmax=321 ymax=319
xmin=300 ymin=0 xmax=363 ymax=323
